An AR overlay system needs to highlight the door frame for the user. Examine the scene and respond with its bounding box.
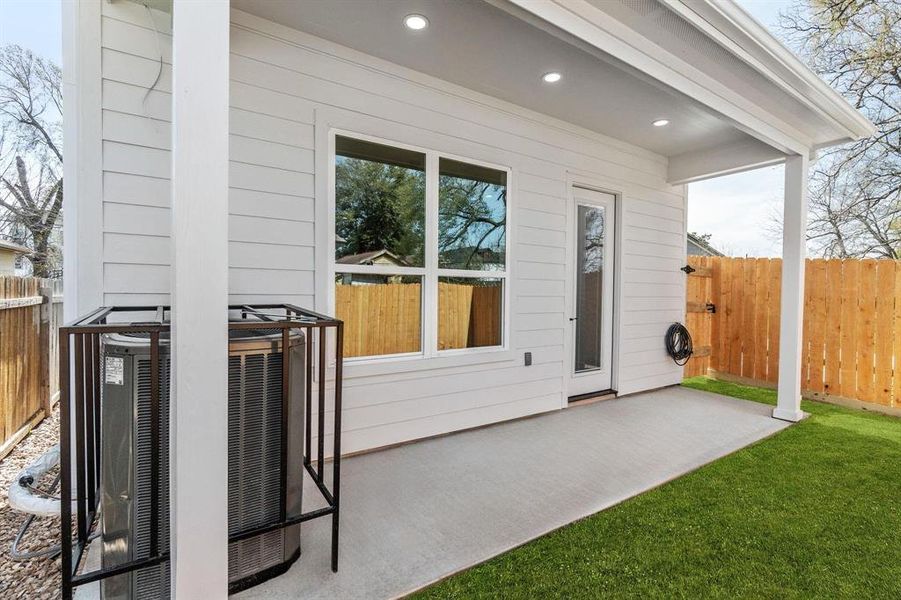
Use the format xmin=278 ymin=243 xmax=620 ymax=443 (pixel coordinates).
xmin=563 ymin=174 xmax=623 ymax=405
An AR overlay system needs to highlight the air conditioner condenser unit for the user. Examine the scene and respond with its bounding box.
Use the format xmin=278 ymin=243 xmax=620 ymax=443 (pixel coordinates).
xmin=98 ymin=328 xmax=306 ymax=598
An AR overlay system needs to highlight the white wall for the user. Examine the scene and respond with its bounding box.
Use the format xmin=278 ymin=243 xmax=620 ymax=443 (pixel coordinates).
xmin=96 ymin=3 xmax=686 ymax=453
xmin=0 ymin=251 xmax=17 ymax=276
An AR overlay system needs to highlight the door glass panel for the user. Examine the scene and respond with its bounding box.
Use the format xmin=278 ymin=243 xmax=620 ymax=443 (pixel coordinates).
xmin=575 ymin=204 xmax=605 ymax=373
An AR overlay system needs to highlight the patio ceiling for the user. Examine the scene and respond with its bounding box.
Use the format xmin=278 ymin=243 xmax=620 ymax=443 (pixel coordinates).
xmin=231 ymin=0 xmax=766 ymax=162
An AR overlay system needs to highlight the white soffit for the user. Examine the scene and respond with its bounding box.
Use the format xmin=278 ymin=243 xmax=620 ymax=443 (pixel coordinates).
xmin=232 ymin=0 xmax=762 ymax=158
xmin=568 ymin=0 xmax=873 ymax=149
xmin=674 ymin=0 xmax=875 ymax=144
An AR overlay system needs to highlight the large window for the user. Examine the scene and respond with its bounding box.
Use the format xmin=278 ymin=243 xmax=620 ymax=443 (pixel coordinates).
xmin=333 ymin=134 xmax=508 ymax=359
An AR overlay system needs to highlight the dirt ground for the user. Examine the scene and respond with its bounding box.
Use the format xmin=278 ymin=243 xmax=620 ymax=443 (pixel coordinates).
xmin=0 ymin=409 xmax=61 ymax=600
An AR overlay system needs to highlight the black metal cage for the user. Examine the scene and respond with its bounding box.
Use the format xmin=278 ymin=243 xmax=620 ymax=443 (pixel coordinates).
xmin=59 ymin=304 xmax=344 ymax=599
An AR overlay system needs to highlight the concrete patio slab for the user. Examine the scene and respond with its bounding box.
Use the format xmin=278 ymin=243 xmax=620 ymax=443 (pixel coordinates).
xmin=236 ymin=386 xmax=791 ymax=600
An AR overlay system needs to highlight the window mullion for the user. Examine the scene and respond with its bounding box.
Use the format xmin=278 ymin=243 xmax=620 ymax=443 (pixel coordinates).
xmin=436 ymin=268 xmax=507 ymax=279
xmin=335 ymin=264 xmax=425 ymax=276
xmin=424 ymin=151 xmax=440 ymax=357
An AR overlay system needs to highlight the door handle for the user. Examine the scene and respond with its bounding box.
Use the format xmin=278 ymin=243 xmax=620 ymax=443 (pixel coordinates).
xmin=569 ymin=317 xmax=578 ymax=321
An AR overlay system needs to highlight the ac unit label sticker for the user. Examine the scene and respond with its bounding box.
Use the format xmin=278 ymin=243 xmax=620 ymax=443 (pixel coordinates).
xmin=105 ymin=356 xmax=124 ymax=385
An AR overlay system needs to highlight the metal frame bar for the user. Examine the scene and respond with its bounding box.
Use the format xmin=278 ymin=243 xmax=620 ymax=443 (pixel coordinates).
xmin=59 ymin=304 xmax=345 ymax=598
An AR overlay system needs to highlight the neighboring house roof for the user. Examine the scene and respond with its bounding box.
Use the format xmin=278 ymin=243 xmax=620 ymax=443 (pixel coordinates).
xmin=0 ymin=239 xmax=31 ymax=255
xmin=335 ymin=249 xmax=409 ymax=266
xmin=687 ymin=233 xmax=723 ymax=257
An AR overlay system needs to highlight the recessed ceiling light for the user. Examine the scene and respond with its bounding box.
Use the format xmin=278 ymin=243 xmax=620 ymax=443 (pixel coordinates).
xmin=542 ymin=72 xmax=562 ymax=84
xmin=652 ymin=119 xmax=670 ymax=127
xmin=404 ymin=14 xmax=429 ymax=30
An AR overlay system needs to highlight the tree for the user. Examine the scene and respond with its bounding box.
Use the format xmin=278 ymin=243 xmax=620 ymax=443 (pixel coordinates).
xmin=0 ymin=44 xmax=63 ymax=277
xmin=781 ymin=0 xmax=901 ymax=258
xmin=438 ymin=176 xmax=506 ymax=269
xmin=334 ymin=155 xmax=507 ymax=270
xmin=335 ymin=157 xmax=425 ymax=264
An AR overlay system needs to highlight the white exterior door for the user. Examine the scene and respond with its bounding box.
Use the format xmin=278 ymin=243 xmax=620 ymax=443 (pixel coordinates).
xmin=568 ymin=187 xmax=616 ymax=399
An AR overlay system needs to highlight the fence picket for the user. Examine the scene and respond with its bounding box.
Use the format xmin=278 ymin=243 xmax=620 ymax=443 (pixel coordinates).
xmin=823 ymin=260 xmax=843 ymax=396
xmin=801 ymin=259 xmax=814 ymax=389
xmin=895 ymin=265 xmax=901 ymax=408
xmin=766 ymin=260 xmax=782 ymax=383
xmin=709 ymin=257 xmax=721 ymax=372
xmin=752 ymin=259 xmax=769 ymax=381
xmin=874 ymin=261 xmax=894 ymax=406
xmin=806 ymin=260 xmax=827 ymax=393
xmin=729 ymin=258 xmax=744 ymax=375
xmin=839 ymin=261 xmax=859 ymax=397
xmin=742 ymin=258 xmax=757 ymax=378
xmin=856 ymin=260 xmax=878 ymax=403
xmin=718 ymin=258 xmax=733 ymax=372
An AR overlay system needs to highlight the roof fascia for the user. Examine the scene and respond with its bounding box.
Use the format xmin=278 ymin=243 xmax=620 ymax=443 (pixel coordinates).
xmin=0 ymin=241 xmax=32 ymax=254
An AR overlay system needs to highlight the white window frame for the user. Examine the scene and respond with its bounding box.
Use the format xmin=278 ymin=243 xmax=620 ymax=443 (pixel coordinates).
xmin=328 ymin=129 xmax=512 ymax=365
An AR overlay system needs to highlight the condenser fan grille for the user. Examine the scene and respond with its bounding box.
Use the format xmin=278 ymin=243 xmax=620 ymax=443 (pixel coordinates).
xmin=228 ymin=351 xmax=286 ymax=579
xmin=133 ymin=356 xmax=172 ymax=598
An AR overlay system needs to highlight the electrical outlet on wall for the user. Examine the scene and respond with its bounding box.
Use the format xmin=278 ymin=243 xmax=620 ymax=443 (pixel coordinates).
xmin=524 ymin=352 xmax=532 ymax=366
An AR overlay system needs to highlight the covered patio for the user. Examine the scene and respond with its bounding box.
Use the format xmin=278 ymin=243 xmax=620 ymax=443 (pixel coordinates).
xmin=59 ymin=0 xmax=874 ymax=596
xmin=237 ymin=386 xmax=790 ymax=599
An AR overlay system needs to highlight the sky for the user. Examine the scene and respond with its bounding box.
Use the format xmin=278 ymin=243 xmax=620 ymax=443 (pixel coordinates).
xmin=0 ymin=0 xmax=61 ymax=62
xmin=688 ymin=0 xmax=795 ymax=257
xmin=1 ymin=0 xmax=797 ymax=257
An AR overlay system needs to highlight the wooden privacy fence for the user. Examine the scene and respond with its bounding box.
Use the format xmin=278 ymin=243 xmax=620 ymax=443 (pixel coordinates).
xmin=0 ymin=277 xmax=63 ymax=458
xmin=335 ymin=281 xmax=502 ymax=357
xmin=684 ymin=256 xmax=901 ymax=412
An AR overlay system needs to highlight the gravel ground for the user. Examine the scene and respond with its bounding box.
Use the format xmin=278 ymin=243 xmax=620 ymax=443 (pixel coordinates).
xmin=0 ymin=410 xmax=61 ymax=600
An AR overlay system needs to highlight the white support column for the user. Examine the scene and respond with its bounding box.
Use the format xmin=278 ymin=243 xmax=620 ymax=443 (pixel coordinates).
xmin=774 ymin=153 xmax=810 ymax=422
xmin=170 ymin=1 xmax=230 ymax=597
xmin=62 ymin=0 xmax=103 ymax=320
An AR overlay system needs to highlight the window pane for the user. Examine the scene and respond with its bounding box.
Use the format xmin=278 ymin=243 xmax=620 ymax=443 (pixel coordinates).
xmin=335 ymin=274 xmax=422 ymax=358
xmin=438 ymin=277 xmax=503 ymax=350
xmin=335 ymin=136 xmax=426 ymax=267
xmin=438 ymin=159 xmax=506 ymax=271
xmin=575 ymin=205 xmax=605 ymax=372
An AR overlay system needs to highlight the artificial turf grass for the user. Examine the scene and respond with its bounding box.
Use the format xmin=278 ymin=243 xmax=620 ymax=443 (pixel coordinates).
xmin=413 ymin=377 xmax=901 ymax=599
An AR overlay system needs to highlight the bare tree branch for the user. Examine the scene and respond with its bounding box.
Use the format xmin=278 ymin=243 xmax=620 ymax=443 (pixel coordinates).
xmin=779 ymin=0 xmax=901 ymax=258
xmin=0 ymin=44 xmax=63 ymax=276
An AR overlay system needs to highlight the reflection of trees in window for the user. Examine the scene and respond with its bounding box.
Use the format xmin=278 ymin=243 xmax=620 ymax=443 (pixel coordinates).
xmin=439 ymin=163 xmax=506 ymax=270
xmin=335 ymin=157 xmax=425 ymax=266
xmin=582 ymin=208 xmax=604 ymax=272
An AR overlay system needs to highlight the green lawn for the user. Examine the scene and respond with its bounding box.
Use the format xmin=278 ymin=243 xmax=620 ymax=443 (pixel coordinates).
xmin=414 ymin=378 xmax=901 ymax=599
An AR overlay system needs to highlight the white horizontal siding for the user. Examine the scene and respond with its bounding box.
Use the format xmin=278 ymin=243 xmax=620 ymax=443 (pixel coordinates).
xmin=96 ymin=2 xmax=686 ymax=452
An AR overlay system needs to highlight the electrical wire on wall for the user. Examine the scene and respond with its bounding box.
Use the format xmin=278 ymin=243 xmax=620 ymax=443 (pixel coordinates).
xmin=141 ymin=1 xmax=166 ymax=109
xmin=665 ymin=322 xmax=693 ymax=366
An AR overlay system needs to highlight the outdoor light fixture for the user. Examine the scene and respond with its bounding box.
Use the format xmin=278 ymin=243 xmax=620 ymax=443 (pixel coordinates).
xmin=542 ymin=72 xmax=562 ymax=83
xmin=652 ymin=119 xmax=670 ymax=127
xmin=404 ymin=14 xmax=429 ymax=30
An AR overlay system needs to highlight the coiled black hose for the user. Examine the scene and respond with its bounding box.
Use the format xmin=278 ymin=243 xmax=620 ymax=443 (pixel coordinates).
xmin=665 ymin=322 xmax=693 ymax=366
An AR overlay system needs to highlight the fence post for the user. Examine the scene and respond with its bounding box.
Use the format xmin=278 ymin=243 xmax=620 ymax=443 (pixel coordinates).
xmin=39 ymin=283 xmax=53 ymax=418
